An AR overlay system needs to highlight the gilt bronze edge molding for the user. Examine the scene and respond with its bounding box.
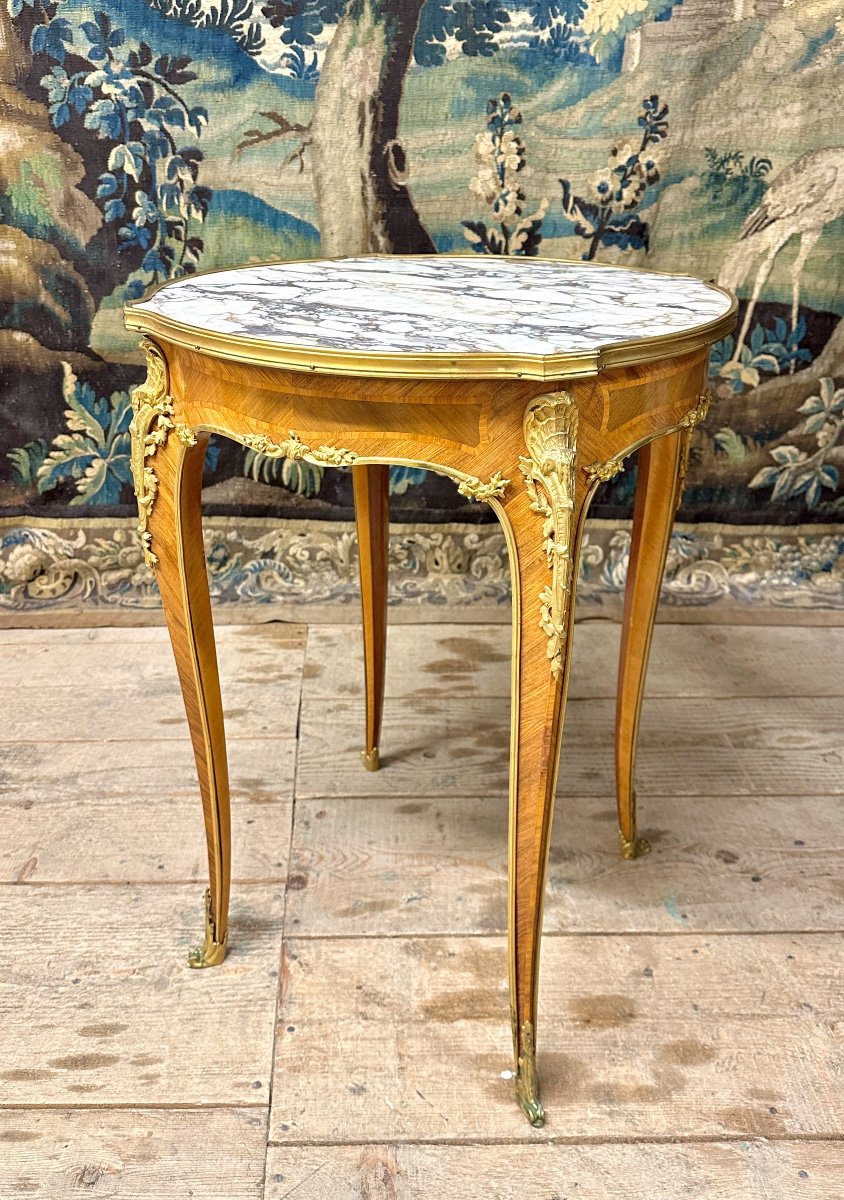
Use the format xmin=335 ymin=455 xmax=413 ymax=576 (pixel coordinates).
xmin=124 ymin=253 xmax=736 ymax=381
xmin=124 ymin=311 xmax=736 ymax=382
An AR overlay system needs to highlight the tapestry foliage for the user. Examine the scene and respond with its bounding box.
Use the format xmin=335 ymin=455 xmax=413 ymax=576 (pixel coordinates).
xmin=1 ymin=0 xmax=842 ymax=611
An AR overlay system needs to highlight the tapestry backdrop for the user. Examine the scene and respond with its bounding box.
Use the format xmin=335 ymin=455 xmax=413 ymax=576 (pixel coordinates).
xmin=2 ymin=0 xmax=843 ymax=615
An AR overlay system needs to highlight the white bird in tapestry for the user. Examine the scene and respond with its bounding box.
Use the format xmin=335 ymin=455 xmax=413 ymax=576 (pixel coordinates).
xmin=718 ymin=146 xmax=844 ymax=362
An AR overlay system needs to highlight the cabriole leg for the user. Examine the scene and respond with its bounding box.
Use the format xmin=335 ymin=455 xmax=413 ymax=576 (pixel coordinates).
xmin=130 ymin=339 xmax=230 ymax=967
xmin=497 ymin=390 xmax=592 ymax=1127
xmin=615 ymin=430 xmax=686 ymax=860
xmin=353 ymin=463 xmax=390 ymax=772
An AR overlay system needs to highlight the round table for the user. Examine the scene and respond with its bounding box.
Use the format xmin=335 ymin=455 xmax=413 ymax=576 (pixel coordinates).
xmin=124 ymin=254 xmax=736 ymax=1126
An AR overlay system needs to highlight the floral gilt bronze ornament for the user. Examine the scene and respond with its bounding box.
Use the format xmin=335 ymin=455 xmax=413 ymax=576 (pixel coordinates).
xmin=519 ymin=391 xmax=579 ymax=679
xmin=128 ymin=338 xmax=174 ymax=570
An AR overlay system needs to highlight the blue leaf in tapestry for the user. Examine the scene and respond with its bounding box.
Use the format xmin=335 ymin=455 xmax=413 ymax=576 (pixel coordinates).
xmin=34 ymin=365 xmax=133 ymax=506
xmin=24 ymin=1 xmax=211 ymax=299
xmin=750 ymin=379 xmax=844 ymax=511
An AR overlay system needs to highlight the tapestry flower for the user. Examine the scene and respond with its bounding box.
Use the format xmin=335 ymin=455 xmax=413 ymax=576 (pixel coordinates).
xmin=561 ymin=94 xmax=668 ymax=259
xmin=462 ymin=93 xmax=548 ymax=256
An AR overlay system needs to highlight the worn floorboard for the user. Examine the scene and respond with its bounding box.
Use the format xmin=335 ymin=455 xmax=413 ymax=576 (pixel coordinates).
xmin=296 ymin=694 xmax=844 ymax=799
xmin=0 ymin=737 xmax=295 ymax=883
xmin=5 ymin=680 xmax=302 ymax=743
xmin=269 ymin=933 xmax=843 ymax=1143
xmin=1 ymin=620 xmax=841 ymax=1198
xmin=286 ymin=792 xmax=844 ymax=937
xmin=5 ymin=625 xmax=306 ymax=742
xmin=0 ymin=884 xmax=284 ymax=1106
xmin=263 ymin=1142 xmax=843 ymax=1200
xmin=0 ymin=1108 xmax=269 ymax=1198
xmin=303 ymin=622 xmax=844 ymax=700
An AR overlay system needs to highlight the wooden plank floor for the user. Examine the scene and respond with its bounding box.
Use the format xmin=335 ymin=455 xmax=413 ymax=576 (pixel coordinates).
xmin=1 ymin=620 xmax=843 ymax=1197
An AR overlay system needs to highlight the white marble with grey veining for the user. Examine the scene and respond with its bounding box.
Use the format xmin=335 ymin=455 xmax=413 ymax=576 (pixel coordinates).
xmin=130 ymin=255 xmax=732 ymax=357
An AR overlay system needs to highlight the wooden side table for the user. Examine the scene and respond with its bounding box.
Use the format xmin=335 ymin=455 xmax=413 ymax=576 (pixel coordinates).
xmin=125 ymin=255 xmax=735 ymax=1125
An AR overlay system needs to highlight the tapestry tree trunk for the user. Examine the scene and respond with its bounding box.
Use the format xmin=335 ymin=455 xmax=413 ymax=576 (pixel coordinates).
xmin=0 ymin=5 xmax=29 ymax=85
xmin=310 ymin=0 xmax=435 ymax=256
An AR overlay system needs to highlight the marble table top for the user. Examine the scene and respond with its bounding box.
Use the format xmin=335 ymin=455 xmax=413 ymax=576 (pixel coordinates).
xmin=128 ymin=255 xmax=734 ymax=366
